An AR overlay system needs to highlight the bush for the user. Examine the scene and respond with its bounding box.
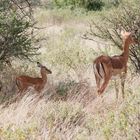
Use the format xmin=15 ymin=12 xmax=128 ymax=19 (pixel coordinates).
xmin=85 ymin=0 xmax=105 ymax=11
xmin=56 ymin=81 xmax=75 ymax=96
xmin=52 ymin=0 xmax=105 ymax=11
xmin=0 ymin=0 xmax=39 ymax=69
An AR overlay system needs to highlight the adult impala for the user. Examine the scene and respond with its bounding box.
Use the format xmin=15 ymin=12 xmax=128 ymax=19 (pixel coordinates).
xmin=93 ymin=31 xmax=137 ymax=98
xmin=16 ymin=62 xmax=52 ymax=94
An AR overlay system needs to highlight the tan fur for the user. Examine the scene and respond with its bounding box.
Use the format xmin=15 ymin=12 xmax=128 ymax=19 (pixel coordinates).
xmin=16 ymin=62 xmax=52 ymax=94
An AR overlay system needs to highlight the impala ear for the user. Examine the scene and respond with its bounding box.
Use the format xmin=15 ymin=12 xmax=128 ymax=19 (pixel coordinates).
xmin=117 ymin=25 xmax=126 ymax=37
xmin=37 ymin=62 xmax=43 ymax=67
xmin=46 ymin=68 xmax=52 ymax=74
xmin=120 ymin=30 xmax=126 ymax=37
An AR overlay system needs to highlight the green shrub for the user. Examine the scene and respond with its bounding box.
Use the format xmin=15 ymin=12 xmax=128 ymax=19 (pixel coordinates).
xmin=56 ymin=81 xmax=75 ymax=96
xmin=0 ymin=0 xmax=39 ymax=68
xmin=52 ymin=0 xmax=105 ymax=11
xmin=47 ymin=0 xmax=122 ymax=11
xmin=85 ymin=0 xmax=105 ymax=11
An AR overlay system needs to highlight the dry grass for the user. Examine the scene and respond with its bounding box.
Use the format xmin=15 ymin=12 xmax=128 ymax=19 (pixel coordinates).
xmin=0 ymin=7 xmax=139 ymax=140
xmin=0 ymin=73 xmax=139 ymax=140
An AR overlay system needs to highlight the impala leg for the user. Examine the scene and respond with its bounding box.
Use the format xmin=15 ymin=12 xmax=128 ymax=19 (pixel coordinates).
xmin=120 ymin=72 xmax=126 ymax=99
xmin=16 ymin=84 xmax=27 ymax=101
xmin=114 ymin=79 xmax=119 ymax=99
xmin=98 ymin=74 xmax=111 ymax=95
xmin=35 ymin=85 xmax=42 ymax=93
xmin=95 ymin=74 xmax=101 ymax=93
xmin=16 ymin=89 xmax=24 ymax=101
xmin=16 ymin=80 xmax=25 ymax=96
xmin=34 ymin=85 xmax=44 ymax=98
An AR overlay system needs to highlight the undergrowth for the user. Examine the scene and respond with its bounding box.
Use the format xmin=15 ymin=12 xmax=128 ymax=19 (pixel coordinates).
xmin=0 ymin=79 xmax=139 ymax=140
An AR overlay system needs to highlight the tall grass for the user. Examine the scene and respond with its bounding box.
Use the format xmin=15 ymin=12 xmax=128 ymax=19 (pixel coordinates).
xmin=0 ymin=76 xmax=139 ymax=139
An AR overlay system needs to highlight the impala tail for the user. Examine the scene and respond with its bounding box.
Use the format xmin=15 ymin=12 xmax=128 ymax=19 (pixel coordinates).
xmin=93 ymin=62 xmax=106 ymax=79
xmin=16 ymin=78 xmax=21 ymax=88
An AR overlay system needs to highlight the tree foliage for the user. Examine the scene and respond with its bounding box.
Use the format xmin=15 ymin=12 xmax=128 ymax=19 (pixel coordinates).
xmin=85 ymin=1 xmax=140 ymax=72
xmin=0 ymin=0 xmax=39 ymax=68
xmin=52 ymin=0 xmax=105 ymax=11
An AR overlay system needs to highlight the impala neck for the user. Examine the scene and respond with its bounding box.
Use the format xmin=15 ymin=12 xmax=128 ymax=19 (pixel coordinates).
xmin=41 ymin=70 xmax=47 ymax=83
xmin=122 ymin=39 xmax=130 ymax=62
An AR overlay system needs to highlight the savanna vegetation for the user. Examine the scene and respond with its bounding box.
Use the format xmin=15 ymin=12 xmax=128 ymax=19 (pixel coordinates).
xmin=0 ymin=0 xmax=139 ymax=139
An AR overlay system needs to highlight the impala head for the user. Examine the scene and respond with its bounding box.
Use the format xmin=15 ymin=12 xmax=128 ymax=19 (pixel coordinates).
xmin=121 ymin=31 xmax=138 ymax=45
xmin=37 ymin=62 xmax=52 ymax=74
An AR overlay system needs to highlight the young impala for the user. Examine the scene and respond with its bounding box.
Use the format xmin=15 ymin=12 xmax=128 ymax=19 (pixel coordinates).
xmin=16 ymin=62 xmax=52 ymax=95
xmin=93 ymin=31 xmax=137 ymax=98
